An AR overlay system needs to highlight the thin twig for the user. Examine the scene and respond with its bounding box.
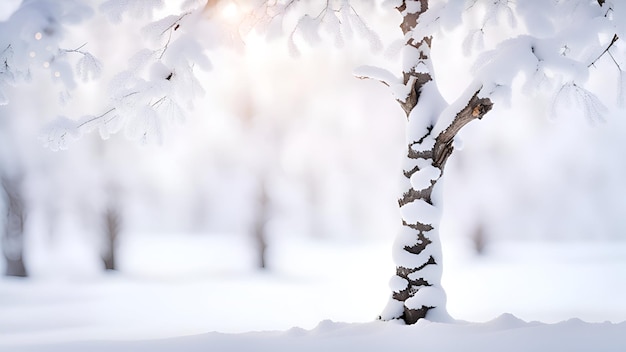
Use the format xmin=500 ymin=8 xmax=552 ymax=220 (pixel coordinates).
xmin=588 ymin=33 xmax=619 ymax=68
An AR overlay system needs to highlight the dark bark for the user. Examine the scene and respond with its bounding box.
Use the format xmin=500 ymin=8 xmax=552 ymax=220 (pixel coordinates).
xmin=1 ymin=176 xmax=28 ymax=277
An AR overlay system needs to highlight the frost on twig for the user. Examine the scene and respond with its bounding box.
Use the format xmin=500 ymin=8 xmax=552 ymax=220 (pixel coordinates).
xmin=99 ymin=0 xmax=165 ymax=23
xmin=247 ymin=0 xmax=382 ymax=57
xmin=461 ymin=0 xmax=516 ymax=55
xmin=44 ymin=2 xmax=211 ymax=149
xmin=67 ymin=44 xmax=103 ymax=82
xmin=41 ymin=116 xmax=82 ymax=151
xmin=551 ymin=82 xmax=607 ymax=123
xmin=0 ymin=1 xmax=98 ymax=105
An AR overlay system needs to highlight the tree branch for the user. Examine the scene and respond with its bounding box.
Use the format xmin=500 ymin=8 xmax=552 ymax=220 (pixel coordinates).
xmin=588 ymin=33 xmax=619 ymax=68
xmin=433 ymin=91 xmax=493 ymax=168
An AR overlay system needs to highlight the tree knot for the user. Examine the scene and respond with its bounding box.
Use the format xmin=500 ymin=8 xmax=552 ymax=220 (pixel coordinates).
xmin=471 ymin=98 xmax=493 ymax=118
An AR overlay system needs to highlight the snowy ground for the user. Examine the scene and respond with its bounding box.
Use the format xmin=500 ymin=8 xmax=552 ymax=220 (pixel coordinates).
xmin=1 ymin=234 xmax=626 ymax=351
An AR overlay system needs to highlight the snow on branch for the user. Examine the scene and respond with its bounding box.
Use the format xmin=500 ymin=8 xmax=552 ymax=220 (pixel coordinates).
xmin=551 ymin=82 xmax=607 ymax=123
xmin=0 ymin=1 xmax=98 ymax=105
xmin=245 ymin=0 xmax=382 ymax=57
xmin=41 ymin=116 xmax=82 ymax=151
xmin=459 ymin=0 xmax=516 ymax=55
xmin=287 ymin=2 xmax=382 ymax=56
xmin=353 ymin=65 xmax=399 ymax=87
xmin=100 ymin=0 xmax=164 ymax=23
xmin=43 ymin=2 xmax=211 ymax=150
xmin=354 ymin=64 xmax=420 ymax=106
xmin=432 ymin=85 xmax=493 ymax=168
xmin=65 ymin=44 xmax=103 ymax=82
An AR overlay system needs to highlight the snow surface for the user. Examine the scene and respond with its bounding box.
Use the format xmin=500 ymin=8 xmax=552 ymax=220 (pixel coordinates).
xmin=8 ymin=317 xmax=626 ymax=352
xmin=1 ymin=235 xmax=625 ymax=351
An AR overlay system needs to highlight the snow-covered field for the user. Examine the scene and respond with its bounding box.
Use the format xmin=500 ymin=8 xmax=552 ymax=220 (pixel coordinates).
xmin=1 ymin=234 xmax=625 ymax=351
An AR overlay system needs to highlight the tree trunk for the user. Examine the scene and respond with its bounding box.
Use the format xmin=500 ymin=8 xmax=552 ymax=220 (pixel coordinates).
xmin=102 ymin=206 xmax=121 ymax=271
xmin=379 ymin=0 xmax=493 ymax=324
xmin=254 ymin=179 xmax=269 ymax=270
xmin=1 ymin=175 xmax=28 ymax=277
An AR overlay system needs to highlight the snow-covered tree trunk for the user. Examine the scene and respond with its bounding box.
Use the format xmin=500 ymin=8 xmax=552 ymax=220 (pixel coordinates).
xmin=1 ymin=175 xmax=28 ymax=277
xmin=379 ymin=0 xmax=493 ymax=324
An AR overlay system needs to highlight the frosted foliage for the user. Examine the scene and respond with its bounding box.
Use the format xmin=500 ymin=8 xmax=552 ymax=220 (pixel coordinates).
xmin=456 ymin=0 xmax=623 ymax=120
xmin=76 ymin=52 xmax=102 ymax=82
xmin=267 ymin=1 xmax=381 ymax=56
xmin=41 ymin=116 xmax=81 ymax=151
xmin=125 ymin=105 xmax=162 ymax=144
xmin=462 ymin=29 xmax=483 ymax=56
xmin=460 ymin=0 xmax=517 ymax=55
xmin=473 ymin=36 xmax=588 ymax=101
xmin=100 ymin=0 xmax=164 ymax=23
xmin=0 ymin=0 xmax=95 ymax=105
xmin=181 ymin=0 xmax=206 ymax=11
xmin=552 ymin=83 xmax=607 ymax=123
xmin=142 ymin=15 xmax=185 ymax=43
xmin=44 ymin=3 xmax=210 ymax=149
xmin=76 ymin=110 xmax=122 ymax=141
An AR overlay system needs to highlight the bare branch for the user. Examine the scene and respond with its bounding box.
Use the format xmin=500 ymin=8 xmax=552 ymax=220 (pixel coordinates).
xmin=76 ymin=108 xmax=117 ymax=129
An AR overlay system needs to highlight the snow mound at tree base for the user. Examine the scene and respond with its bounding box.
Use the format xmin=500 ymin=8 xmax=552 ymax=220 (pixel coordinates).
xmin=9 ymin=315 xmax=626 ymax=352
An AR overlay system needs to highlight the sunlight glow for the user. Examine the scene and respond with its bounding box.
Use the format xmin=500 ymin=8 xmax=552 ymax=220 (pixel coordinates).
xmin=220 ymin=2 xmax=240 ymax=24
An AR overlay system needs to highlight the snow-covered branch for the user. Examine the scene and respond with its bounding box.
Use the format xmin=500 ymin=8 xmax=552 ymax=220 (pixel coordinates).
xmin=43 ymin=2 xmax=212 ymax=150
xmin=0 ymin=1 xmax=97 ymax=105
xmin=241 ymin=0 xmax=382 ymax=56
xmin=432 ymin=89 xmax=492 ymax=167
